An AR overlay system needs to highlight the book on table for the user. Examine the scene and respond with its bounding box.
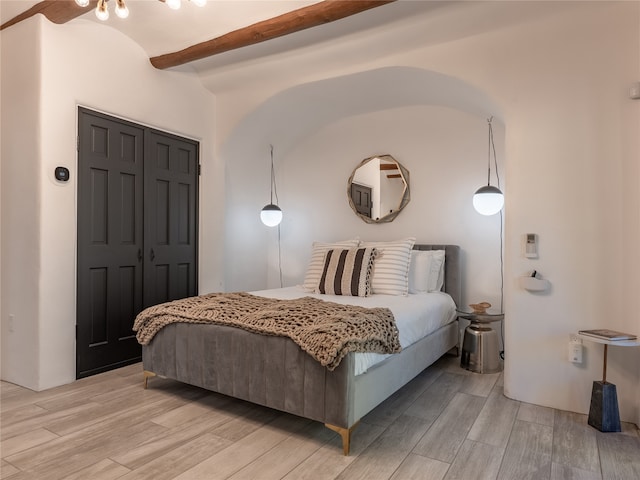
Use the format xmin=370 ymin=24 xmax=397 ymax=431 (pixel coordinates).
xmin=578 ymin=329 xmax=637 ymax=341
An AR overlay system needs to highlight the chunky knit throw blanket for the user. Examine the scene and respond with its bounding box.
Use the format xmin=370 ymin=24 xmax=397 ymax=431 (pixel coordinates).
xmin=133 ymin=292 xmax=401 ymax=370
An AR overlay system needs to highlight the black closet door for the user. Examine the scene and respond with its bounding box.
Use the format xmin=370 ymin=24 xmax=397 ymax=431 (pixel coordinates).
xmin=143 ymin=130 xmax=199 ymax=307
xmin=77 ymin=109 xmax=199 ymax=378
xmin=76 ymin=108 xmax=144 ymax=378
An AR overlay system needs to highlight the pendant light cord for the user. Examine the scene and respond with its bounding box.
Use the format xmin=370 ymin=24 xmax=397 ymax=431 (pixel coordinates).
xmin=499 ymin=208 xmax=505 ymax=360
xmin=487 ymin=116 xmax=501 ymax=188
xmin=488 ymin=116 xmax=506 ymax=360
xmin=488 ymin=118 xmax=503 ymax=306
xmin=270 ymin=144 xmax=283 ymax=288
xmin=270 ymin=144 xmax=279 ymax=206
xmin=277 ymin=224 xmax=283 ymax=288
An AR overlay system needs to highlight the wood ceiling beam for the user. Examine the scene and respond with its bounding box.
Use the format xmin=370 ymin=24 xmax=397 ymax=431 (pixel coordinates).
xmin=150 ymin=0 xmax=398 ymax=70
xmin=1 ymin=0 xmax=398 ymax=69
xmin=1 ymin=1 xmax=97 ymax=31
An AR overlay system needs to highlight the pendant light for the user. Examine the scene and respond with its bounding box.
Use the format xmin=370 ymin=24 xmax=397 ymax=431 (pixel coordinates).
xmin=473 ymin=116 xmax=504 ymax=215
xmin=260 ymin=145 xmax=283 ymax=227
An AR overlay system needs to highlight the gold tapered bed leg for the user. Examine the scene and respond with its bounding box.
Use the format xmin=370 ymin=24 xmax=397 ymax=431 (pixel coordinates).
xmin=325 ymin=422 xmax=359 ymax=456
xmin=143 ymin=371 xmax=156 ymax=389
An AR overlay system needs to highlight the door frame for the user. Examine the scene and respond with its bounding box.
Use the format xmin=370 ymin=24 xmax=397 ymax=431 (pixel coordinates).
xmin=76 ymin=106 xmax=200 ymax=378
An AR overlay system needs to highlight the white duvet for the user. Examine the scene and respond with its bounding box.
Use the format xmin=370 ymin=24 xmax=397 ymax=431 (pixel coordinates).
xmin=252 ymin=286 xmax=457 ymax=375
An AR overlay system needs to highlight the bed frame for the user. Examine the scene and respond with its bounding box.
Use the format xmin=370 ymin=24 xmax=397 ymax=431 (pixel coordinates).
xmin=141 ymin=244 xmax=461 ymax=454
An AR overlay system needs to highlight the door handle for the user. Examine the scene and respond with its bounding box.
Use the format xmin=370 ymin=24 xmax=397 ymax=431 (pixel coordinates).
xmin=150 ymin=248 xmax=155 ymax=261
xmin=137 ymin=248 xmax=142 ymax=263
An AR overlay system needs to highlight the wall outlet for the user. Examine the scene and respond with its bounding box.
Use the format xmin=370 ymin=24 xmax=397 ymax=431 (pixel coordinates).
xmin=8 ymin=314 xmax=15 ymax=333
xmin=568 ymin=335 xmax=583 ymax=363
xmin=569 ymin=342 xmax=583 ymax=363
xmin=568 ymin=334 xmax=582 ymax=363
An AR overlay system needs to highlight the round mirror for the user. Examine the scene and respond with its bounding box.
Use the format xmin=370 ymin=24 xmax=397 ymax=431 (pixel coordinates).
xmin=347 ymin=154 xmax=410 ymax=224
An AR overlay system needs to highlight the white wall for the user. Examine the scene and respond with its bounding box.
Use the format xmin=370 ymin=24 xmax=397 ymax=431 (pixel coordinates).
xmin=0 ymin=17 xmax=42 ymax=388
xmin=215 ymin=2 xmax=639 ymax=423
xmin=1 ymin=16 xmax=220 ymax=390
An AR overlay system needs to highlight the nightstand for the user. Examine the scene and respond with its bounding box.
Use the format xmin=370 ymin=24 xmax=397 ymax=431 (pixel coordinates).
xmin=458 ymin=311 xmax=504 ymax=374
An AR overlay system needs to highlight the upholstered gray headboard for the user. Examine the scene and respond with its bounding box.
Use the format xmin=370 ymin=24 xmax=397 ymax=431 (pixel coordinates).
xmin=413 ymin=244 xmax=461 ymax=309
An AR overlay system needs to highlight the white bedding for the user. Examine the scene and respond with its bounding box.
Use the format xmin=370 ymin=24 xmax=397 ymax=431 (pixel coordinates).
xmin=252 ymin=286 xmax=457 ymax=375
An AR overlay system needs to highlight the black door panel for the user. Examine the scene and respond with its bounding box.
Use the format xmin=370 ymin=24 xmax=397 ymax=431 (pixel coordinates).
xmin=77 ymin=108 xmax=198 ymax=378
xmin=143 ymin=130 xmax=198 ymax=307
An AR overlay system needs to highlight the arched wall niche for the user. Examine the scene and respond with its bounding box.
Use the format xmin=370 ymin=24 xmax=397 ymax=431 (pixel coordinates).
xmin=221 ymin=66 xmax=503 ymax=159
xmin=220 ymin=66 xmax=505 ymax=293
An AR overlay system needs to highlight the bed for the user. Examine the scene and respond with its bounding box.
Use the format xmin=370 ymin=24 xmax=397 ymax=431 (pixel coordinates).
xmin=139 ymin=244 xmax=461 ymax=455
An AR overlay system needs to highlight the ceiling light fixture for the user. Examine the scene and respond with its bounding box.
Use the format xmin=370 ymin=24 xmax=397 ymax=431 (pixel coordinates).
xmin=165 ymin=0 xmax=182 ymax=10
xmin=473 ymin=116 xmax=504 ymax=215
xmin=74 ymin=0 xmax=207 ymax=22
xmin=95 ymin=0 xmax=109 ymax=21
xmin=260 ymin=145 xmax=283 ymax=227
xmin=115 ymin=0 xmax=129 ymax=19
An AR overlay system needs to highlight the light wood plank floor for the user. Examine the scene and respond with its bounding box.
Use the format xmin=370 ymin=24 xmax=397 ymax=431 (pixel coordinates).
xmin=1 ymin=356 xmax=639 ymax=480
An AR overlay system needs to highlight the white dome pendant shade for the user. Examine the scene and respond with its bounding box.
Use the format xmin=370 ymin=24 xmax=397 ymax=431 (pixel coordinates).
xmin=260 ymin=204 xmax=283 ymax=227
xmin=260 ymin=145 xmax=283 ymax=227
xmin=473 ymin=185 xmax=504 ymax=216
xmin=473 ymin=117 xmax=504 ymax=216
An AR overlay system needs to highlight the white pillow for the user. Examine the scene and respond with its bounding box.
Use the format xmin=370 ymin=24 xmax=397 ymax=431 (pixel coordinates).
xmin=431 ymin=250 xmax=446 ymax=291
xmin=360 ymin=238 xmax=416 ymax=295
xmin=302 ymin=239 xmax=360 ymax=292
xmin=408 ymin=250 xmax=430 ymax=293
xmin=408 ymin=249 xmax=445 ymax=293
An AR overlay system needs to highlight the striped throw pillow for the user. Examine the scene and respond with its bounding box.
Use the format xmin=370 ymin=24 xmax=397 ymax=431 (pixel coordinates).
xmin=360 ymin=238 xmax=416 ymax=295
xmin=316 ymin=247 xmax=377 ymax=297
xmin=302 ymin=239 xmax=360 ymax=292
